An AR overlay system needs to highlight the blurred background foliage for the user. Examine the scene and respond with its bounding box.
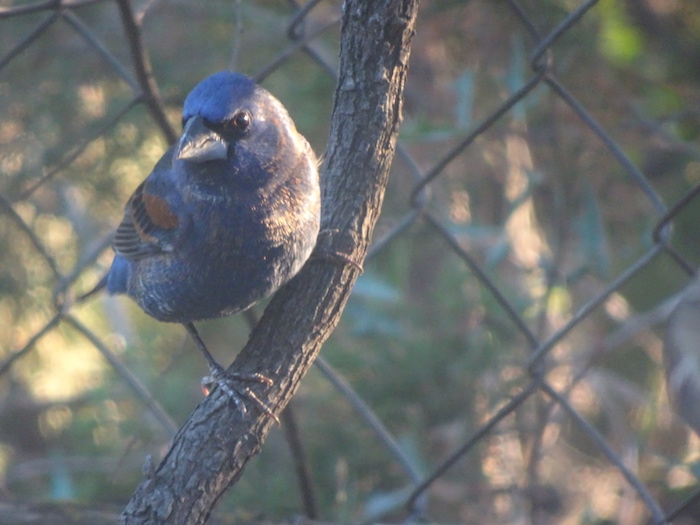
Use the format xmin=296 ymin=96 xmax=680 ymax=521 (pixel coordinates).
xmin=2 ymin=0 xmax=700 ymax=523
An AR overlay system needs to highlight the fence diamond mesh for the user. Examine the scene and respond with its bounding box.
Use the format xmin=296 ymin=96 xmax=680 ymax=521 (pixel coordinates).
xmin=1 ymin=0 xmax=700 ymax=523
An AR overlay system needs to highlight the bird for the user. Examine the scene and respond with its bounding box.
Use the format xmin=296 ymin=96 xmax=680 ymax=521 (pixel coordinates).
xmin=103 ymin=71 xmax=321 ymax=416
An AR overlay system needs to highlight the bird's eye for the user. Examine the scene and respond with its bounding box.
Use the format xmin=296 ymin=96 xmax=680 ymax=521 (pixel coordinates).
xmin=225 ymin=111 xmax=251 ymax=133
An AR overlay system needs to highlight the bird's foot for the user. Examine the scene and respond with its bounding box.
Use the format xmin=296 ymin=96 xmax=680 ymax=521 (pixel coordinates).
xmin=184 ymin=322 xmax=278 ymax=422
xmin=313 ymin=229 xmax=364 ymax=273
xmin=320 ymin=249 xmax=364 ymax=273
xmin=201 ymin=364 xmax=279 ymax=423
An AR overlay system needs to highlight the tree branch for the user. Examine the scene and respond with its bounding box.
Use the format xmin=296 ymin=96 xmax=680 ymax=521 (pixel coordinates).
xmin=121 ymin=0 xmax=420 ymax=522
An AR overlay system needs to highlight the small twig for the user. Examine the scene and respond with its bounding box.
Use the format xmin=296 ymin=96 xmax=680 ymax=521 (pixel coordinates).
xmin=114 ymin=0 xmax=177 ymax=144
xmin=280 ymin=402 xmax=317 ymax=519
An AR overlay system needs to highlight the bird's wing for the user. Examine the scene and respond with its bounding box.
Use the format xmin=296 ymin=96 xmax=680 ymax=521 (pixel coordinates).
xmin=114 ymin=172 xmax=180 ymax=259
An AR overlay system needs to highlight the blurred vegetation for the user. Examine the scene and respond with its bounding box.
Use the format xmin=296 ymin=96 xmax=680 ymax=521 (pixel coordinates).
xmin=1 ymin=0 xmax=700 ymax=523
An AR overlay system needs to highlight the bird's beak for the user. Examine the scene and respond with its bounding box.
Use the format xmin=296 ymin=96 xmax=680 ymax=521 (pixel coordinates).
xmin=177 ymin=115 xmax=228 ymax=162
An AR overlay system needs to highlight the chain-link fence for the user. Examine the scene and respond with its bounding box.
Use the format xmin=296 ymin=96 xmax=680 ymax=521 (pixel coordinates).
xmin=2 ymin=0 xmax=700 ymax=523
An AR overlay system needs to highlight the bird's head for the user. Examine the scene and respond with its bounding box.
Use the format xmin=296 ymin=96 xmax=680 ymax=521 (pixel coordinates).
xmin=176 ymin=71 xmax=309 ymax=190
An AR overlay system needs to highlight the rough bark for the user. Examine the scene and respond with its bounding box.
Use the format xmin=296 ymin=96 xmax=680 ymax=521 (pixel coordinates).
xmin=121 ymin=0 xmax=420 ymax=522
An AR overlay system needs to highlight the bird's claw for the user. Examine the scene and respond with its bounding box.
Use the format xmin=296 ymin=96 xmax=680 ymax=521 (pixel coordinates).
xmin=313 ymin=229 xmax=364 ymax=273
xmin=201 ymin=365 xmax=279 ymax=424
xmin=321 ymin=250 xmax=364 ymax=273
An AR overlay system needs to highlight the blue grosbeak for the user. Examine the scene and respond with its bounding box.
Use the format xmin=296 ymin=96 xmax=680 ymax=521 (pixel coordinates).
xmin=105 ymin=71 xmax=321 ymax=415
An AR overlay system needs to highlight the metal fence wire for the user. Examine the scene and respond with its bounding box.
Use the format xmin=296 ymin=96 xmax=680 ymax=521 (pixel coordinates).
xmin=2 ymin=0 xmax=700 ymax=523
